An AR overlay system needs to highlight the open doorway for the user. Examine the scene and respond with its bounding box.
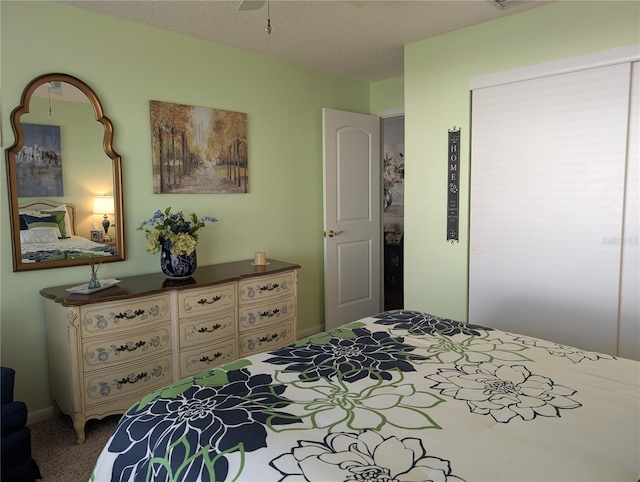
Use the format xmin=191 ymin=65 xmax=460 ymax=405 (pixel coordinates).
xmin=382 ymin=115 xmax=404 ymax=310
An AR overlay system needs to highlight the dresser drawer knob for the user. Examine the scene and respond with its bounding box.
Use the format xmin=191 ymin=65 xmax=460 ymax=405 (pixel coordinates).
xmin=118 ymin=372 xmax=147 ymax=385
xmin=259 ymin=283 xmax=279 ymax=292
xmin=198 ymin=295 xmax=222 ymax=305
xmin=198 ymin=323 xmax=222 ymax=333
xmin=114 ymin=309 xmax=145 ymax=320
xmin=259 ymin=333 xmax=279 ymax=343
xmin=199 ymin=353 xmax=222 ymax=363
xmin=115 ymin=340 xmax=146 ymax=352
xmin=260 ymin=309 xmax=280 ymax=318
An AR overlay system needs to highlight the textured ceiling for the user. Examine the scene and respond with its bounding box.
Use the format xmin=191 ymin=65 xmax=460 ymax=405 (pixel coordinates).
xmin=59 ymin=0 xmax=553 ymax=82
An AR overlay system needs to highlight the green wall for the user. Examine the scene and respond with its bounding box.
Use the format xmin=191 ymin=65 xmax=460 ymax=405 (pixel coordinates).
xmin=1 ymin=0 xmax=369 ymax=414
xmin=403 ymin=1 xmax=640 ymax=321
xmin=370 ymin=76 xmax=404 ymax=114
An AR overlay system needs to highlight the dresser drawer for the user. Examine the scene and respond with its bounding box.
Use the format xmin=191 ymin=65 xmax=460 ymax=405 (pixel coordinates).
xmin=83 ymin=354 xmax=173 ymax=408
xmin=238 ymin=319 xmax=296 ymax=357
xmin=179 ymin=340 xmax=237 ymax=377
xmin=238 ymin=271 xmax=297 ymax=305
xmin=178 ymin=311 xmax=236 ymax=349
xmin=80 ymin=294 xmax=171 ymax=338
xmin=83 ymin=325 xmax=172 ymax=370
xmin=238 ymin=296 xmax=295 ymax=333
xmin=178 ymin=283 xmax=235 ymax=319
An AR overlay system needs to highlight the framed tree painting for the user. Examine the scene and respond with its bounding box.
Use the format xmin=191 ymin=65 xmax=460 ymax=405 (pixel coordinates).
xmin=149 ymin=100 xmax=248 ymax=194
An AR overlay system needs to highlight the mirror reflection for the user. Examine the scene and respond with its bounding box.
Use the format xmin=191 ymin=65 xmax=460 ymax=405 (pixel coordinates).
xmin=6 ymin=73 xmax=125 ymax=271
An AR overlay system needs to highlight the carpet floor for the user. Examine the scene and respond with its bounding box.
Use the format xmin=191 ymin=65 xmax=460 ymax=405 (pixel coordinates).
xmin=30 ymin=414 xmax=120 ymax=481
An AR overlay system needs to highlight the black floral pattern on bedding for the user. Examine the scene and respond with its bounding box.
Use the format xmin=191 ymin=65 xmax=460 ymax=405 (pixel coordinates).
xmin=107 ymin=366 xmax=299 ymax=481
xmin=426 ymin=363 xmax=582 ymax=423
xmin=90 ymin=311 xmax=637 ymax=482
xmin=373 ymin=309 xmax=494 ymax=337
xmin=263 ymin=326 xmax=428 ymax=382
xmin=270 ymin=430 xmax=466 ymax=482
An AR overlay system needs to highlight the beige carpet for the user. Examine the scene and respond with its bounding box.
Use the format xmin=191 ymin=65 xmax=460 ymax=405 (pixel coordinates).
xmin=30 ymin=414 xmax=120 ymax=481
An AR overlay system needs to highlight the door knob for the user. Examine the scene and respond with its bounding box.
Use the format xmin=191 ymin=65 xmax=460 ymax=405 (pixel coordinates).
xmin=327 ymin=229 xmax=344 ymax=238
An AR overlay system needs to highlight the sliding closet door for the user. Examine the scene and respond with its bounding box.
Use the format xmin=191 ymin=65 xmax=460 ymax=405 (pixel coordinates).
xmin=469 ymin=63 xmax=631 ymax=355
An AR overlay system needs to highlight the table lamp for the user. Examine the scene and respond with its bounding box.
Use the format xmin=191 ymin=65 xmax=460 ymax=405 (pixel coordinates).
xmin=93 ymin=195 xmax=114 ymax=242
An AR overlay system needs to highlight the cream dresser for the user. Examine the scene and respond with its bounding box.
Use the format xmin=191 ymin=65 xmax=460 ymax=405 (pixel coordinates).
xmin=40 ymin=259 xmax=300 ymax=443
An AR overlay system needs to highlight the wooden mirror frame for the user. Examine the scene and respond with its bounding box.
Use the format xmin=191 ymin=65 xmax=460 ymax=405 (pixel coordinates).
xmin=5 ymin=73 xmax=125 ymax=272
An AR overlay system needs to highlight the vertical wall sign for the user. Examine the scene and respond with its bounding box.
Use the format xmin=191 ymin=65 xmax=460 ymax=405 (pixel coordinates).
xmin=447 ymin=127 xmax=461 ymax=243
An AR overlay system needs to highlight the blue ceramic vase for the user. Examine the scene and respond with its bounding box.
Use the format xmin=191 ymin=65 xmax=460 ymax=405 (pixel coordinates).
xmin=160 ymin=246 xmax=197 ymax=279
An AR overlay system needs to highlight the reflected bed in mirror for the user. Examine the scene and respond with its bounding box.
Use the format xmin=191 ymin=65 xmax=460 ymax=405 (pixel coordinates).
xmin=5 ymin=73 xmax=124 ymax=271
xmin=18 ymin=200 xmax=116 ymax=263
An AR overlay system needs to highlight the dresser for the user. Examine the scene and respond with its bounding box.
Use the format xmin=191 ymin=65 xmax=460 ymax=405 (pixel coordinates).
xmin=39 ymin=259 xmax=300 ymax=443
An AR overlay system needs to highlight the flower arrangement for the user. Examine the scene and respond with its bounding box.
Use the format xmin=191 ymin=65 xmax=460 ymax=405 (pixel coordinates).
xmin=138 ymin=208 xmax=217 ymax=256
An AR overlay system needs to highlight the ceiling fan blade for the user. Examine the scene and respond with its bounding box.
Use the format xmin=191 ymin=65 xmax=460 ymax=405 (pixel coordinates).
xmin=346 ymin=1 xmax=370 ymax=7
xmin=238 ymin=0 xmax=265 ymax=11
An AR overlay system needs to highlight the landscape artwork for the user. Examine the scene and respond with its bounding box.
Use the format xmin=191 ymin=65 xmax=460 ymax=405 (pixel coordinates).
xmin=16 ymin=123 xmax=63 ymax=197
xmin=150 ymin=100 xmax=248 ymax=194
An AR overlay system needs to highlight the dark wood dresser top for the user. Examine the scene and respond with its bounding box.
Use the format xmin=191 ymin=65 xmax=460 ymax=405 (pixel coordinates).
xmin=40 ymin=259 xmax=301 ymax=307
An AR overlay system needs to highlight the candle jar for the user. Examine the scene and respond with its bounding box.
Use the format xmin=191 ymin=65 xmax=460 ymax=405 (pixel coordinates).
xmin=254 ymin=251 xmax=267 ymax=265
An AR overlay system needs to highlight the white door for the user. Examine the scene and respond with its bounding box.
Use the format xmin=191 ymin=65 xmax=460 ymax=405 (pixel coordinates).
xmin=323 ymin=108 xmax=381 ymax=330
xmin=469 ymin=63 xmax=631 ymax=355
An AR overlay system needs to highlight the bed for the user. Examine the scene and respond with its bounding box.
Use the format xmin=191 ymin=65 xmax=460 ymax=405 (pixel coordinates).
xmin=90 ymin=310 xmax=639 ymax=482
xmin=18 ymin=200 xmax=116 ymax=263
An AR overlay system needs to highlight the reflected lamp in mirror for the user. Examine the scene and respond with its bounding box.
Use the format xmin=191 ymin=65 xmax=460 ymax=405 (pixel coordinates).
xmin=94 ymin=195 xmax=114 ymax=242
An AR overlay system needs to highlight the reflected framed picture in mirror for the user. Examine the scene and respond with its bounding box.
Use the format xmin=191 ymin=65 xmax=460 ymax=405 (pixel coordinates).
xmin=17 ymin=123 xmax=63 ymax=197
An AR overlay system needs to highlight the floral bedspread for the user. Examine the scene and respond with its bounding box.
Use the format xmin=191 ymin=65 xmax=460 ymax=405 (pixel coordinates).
xmin=90 ymin=311 xmax=640 ymax=482
xmin=22 ymin=236 xmax=116 ymax=262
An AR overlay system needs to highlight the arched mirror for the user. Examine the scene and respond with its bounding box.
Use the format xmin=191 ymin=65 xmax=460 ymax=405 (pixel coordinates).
xmin=5 ymin=73 xmax=125 ymax=272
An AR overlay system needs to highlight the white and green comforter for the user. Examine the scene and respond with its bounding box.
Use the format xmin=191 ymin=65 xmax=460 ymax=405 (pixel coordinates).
xmin=91 ymin=310 xmax=640 ymax=481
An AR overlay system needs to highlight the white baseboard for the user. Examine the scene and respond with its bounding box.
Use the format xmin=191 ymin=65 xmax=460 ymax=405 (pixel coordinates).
xmin=27 ymin=406 xmax=55 ymax=426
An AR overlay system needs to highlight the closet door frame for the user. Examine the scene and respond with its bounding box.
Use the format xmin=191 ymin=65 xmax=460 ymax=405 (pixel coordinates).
xmin=618 ymin=60 xmax=639 ymax=360
xmin=470 ymin=44 xmax=639 ymax=90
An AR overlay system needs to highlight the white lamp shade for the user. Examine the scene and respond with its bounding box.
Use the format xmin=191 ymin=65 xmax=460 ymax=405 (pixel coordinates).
xmin=93 ymin=195 xmax=114 ymax=215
